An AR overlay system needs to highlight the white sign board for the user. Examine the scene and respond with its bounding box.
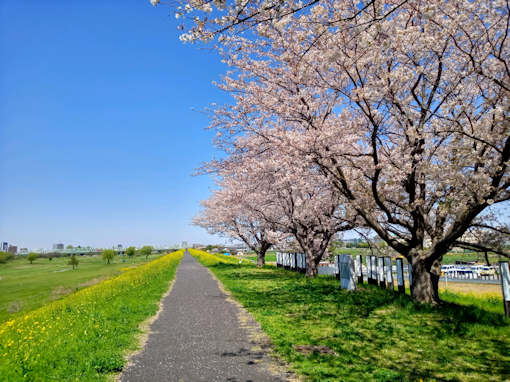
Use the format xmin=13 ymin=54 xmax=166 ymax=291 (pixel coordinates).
xmin=339 ymin=254 xmax=356 ymax=291
xmin=377 ymin=257 xmax=384 ymax=282
xmin=385 ymin=257 xmax=393 ymax=286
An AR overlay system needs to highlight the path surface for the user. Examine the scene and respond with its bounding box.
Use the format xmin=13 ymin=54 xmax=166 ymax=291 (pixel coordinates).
xmin=120 ymin=253 xmax=287 ymax=382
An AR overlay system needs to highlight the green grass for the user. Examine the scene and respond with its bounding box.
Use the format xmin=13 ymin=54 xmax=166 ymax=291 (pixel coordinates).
xmin=0 ymin=250 xmax=183 ymax=381
xmin=442 ymin=252 xmax=503 ymax=265
xmin=190 ymin=249 xmax=510 ymax=382
xmin=246 ymin=253 xmax=277 ymax=263
xmin=0 ymin=254 xmax=164 ymax=323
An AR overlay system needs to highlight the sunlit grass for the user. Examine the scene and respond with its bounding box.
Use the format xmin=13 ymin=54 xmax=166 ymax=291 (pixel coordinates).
xmin=190 ymin=249 xmax=510 ymax=382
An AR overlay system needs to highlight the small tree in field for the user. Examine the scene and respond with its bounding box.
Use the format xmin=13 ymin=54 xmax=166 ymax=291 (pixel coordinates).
xmin=68 ymin=255 xmax=79 ymax=270
xmin=140 ymin=246 xmax=152 ymax=260
xmin=0 ymin=252 xmax=13 ymax=264
xmin=126 ymin=246 xmax=136 ymax=261
xmin=102 ymin=249 xmax=115 ymax=264
xmin=27 ymin=253 xmax=37 ymax=264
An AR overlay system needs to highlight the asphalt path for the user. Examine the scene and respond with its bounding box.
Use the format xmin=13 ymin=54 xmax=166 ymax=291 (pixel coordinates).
xmin=120 ymin=252 xmax=286 ymax=382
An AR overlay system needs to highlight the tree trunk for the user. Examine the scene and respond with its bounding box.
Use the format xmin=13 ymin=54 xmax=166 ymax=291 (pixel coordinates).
xmin=484 ymin=251 xmax=490 ymax=266
xmin=410 ymin=257 xmax=440 ymax=304
xmin=256 ymin=250 xmax=266 ymax=267
xmin=305 ymin=254 xmax=318 ymax=277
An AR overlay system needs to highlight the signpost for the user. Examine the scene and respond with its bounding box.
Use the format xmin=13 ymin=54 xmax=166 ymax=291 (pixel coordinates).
xmin=500 ymin=261 xmax=510 ymax=318
xmin=339 ymin=254 xmax=356 ymax=291
xmin=385 ymin=257 xmax=393 ymax=290
xmin=377 ymin=257 xmax=385 ymax=288
xmin=396 ymin=258 xmax=405 ymax=293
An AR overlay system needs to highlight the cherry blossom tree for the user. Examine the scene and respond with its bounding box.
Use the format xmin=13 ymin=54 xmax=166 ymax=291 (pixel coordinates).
xmin=199 ymin=134 xmax=356 ymax=275
xmin=150 ymin=0 xmax=412 ymax=43
xmin=204 ymin=1 xmax=509 ymax=303
xmin=193 ymin=183 xmax=276 ymax=266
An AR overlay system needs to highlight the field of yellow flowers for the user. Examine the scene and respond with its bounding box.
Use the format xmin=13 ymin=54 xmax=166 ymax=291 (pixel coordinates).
xmin=0 ymin=250 xmax=183 ymax=381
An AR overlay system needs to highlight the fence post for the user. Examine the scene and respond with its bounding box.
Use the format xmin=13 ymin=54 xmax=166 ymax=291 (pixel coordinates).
xmin=335 ymin=255 xmax=341 ymax=280
xmin=277 ymin=252 xmax=281 ymax=268
xmin=377 ymin=257 xmax=385 ymax=288
xmin=356 ymin=254 xmax=363 ymax=284
xmin=499 ymin=261 xmax=510 ymax=318
xmin=408 ymin=262 xmax=413 ymax=293
xmin=293 ymin=253 xmax=297 ymax=271
xmin=371 ymin=256 xmax=378 ymax=285
xmin=396 ymin=258 xmax=405 ymax=293
xmin=366 ymin=255 xmax=372 ymax=284
xmin=385 ymin=257 xmax=394 ymax=290
xmin=339 ymin=254 xmax=356 ymax=291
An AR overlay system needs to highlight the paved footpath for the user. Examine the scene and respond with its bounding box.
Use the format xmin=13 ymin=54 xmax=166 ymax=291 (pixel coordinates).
xmin=120 ymin=252 xmax=287 ymax=382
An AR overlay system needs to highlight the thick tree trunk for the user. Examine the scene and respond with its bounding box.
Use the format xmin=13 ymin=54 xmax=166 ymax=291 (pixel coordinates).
xmin=410 ymin=257 xmax=441 ymax=304
xmin=305 ymin=254 xmax=319 ymax=277
xmin=256 ymin=250 xmax=266 ymax=267
xmin=484 ymin=251 xmax=491 ymax=266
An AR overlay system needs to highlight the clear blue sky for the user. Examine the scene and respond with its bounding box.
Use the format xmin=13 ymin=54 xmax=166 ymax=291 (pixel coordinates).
xmin=0 ymin=0 xmax=228 ymax=249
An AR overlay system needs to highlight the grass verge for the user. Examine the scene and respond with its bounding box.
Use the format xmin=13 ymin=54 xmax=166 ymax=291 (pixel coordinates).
xmin=190 ymin=249 xmax=510 ymax=382
xmin=0 ymin=250 xmax=183 ymax=381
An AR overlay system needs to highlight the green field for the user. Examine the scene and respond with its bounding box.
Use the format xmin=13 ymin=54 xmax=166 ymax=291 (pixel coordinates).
xmin=191 ymin=249 xmax=510 ymax=381
xmin=0 ymin=250 xmax=183 ymax=381
xmin=0 ymin=254 xmax=164 ymax=322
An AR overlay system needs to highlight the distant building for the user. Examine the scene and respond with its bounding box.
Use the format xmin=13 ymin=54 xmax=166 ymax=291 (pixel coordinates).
xmin=7 ymin=245 xmax=17 ymax=254
xmin=53 ymin=243 xmax=64 ymax=250
xmin=1 ymin=242 xmax=8 ymax=252
xmin=19 ymin=248 xmax=28 ymax=255
xmin=181 ymin=241 xmax=188 ymax=249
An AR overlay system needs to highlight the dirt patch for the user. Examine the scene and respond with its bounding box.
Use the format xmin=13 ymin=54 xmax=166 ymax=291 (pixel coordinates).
xmin=7 ymin=300 xmax=23 ymax=313
xmin=79 ymin=277 xmax=109 ymax=288
xmin=293 ymin=345 xmax=338 ymax=356
xmin=206 ymin=267 xmax=299 ymax=382
xmin=50 ymin=286 xmax=73 ymax=300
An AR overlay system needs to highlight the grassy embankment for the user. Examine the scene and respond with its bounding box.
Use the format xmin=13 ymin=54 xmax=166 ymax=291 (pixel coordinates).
xmin=0 ymin=250 xmax=183 ymax=381
xmin=190 ymin=249 xmax=510 ymax=381
xmin=0 ymin=254 xmax=165 ymax=323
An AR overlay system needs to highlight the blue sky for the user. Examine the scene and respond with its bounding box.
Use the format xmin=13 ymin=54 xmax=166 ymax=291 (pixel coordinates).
xmin=0 ymin=0 xmax=228 ymax=249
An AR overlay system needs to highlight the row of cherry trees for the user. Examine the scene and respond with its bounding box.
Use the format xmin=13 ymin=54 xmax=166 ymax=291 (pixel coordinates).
xmin=155 ymin=0 xmax=510 ymax=304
